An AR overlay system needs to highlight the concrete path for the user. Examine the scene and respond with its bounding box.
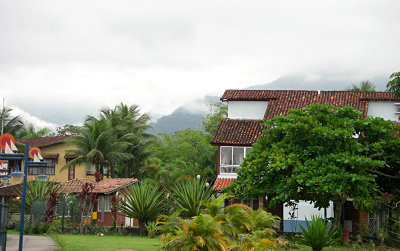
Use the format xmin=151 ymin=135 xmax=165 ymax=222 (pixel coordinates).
xmin=6 ymin=234 xmax=59 ymax=251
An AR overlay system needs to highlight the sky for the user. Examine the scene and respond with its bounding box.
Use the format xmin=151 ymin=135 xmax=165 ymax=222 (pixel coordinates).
xmin=1 ymin=0 xmax=399 ymax=130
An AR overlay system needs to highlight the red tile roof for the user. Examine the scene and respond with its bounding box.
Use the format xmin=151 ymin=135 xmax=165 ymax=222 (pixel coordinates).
xmin=212 ymin=90 xmax=400 ymax=145
xmin=214 ymin=177 xmax=236 ymax=191
xmin=16 ymin=136 xmax=69 ymax=148
xmin=211 ymin=119 xmax=264 ymax=146
xmin=61 ymin=178 xmax=137 ymax=194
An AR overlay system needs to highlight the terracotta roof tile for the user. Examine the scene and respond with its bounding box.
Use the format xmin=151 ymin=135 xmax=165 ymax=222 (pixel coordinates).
xmin=0 ymin=183 xmax=21 ymax=197
xmin=214 ymin=177 xmax=236 ymax=191
xmin=213 ymin=90 xmax=400 ymax=145
xmin=211 ymin=119 xmax=264 ymax=145
xmin=61 ymin=178 xmax=137 ymax=194
xmin=16 ymin=136 xmax=69 ymax=148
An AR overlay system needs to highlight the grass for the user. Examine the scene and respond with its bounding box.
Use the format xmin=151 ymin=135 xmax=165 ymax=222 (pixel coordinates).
xmin=51 ymin=234 xmax=160 ymax=251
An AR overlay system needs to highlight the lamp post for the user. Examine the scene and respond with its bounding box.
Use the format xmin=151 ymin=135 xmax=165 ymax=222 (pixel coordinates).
xmin=0 ymin=136 xmax=47 ymax=251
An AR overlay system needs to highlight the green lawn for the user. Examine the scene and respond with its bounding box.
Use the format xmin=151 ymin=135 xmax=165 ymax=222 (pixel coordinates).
xmin=51 ymin=234 xmax=160 ymax=251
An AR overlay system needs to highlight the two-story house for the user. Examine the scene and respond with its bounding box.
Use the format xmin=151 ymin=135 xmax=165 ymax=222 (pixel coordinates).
xmin=9 ymin=136 xmax=96 ymax=184
xmin=211 ymin=90 xmax=400 ymax=233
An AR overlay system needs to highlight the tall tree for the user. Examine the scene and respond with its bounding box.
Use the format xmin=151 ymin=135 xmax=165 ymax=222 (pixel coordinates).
xmin=229 ymin=104 xmax=400 ymax=227
xmin=0 ymin=107 xmax=26 ymax=137
xmin=56 ymin=124 xmax=82 ymax=136
xmin=386 ymin=72 xmax=400 ymax=97
xmin=62 ymin=118 xmax=132 ymax=176
xmin=95 ymin=103 xmax=154 ymax=178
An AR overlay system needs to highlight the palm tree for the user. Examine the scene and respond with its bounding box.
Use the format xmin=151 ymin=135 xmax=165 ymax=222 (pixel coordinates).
xmin=386 ymin=72 xmax=400 ymax=97
xmin=347 ymin=80 xmax=376 ymax=92
xmin=94 ymin=103 xmax=154 ymax=178
xmin=62 ymin=118 xmax=132 ymax=176
xmin=0 ymin=107 xmax=26 ymax=137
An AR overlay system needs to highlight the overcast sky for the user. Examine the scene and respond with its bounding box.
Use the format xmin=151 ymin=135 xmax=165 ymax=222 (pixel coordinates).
xmin=1 ymin=0 xmax=399 ymax=130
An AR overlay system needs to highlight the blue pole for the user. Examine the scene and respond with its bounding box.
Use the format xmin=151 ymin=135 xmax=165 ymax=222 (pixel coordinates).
xmin=18 ymin=143 xmax=29 ymax=251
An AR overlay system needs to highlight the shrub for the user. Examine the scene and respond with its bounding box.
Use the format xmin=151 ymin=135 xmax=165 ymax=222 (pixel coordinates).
xmin=118 ymin=182 xmax=164 ymax=235
xmin=298 ymin=216 xmax=340 ymax=251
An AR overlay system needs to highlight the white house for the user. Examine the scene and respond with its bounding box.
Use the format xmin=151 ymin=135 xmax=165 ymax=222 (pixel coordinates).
xmin=211 ymin=90 xmax=400 ymax=233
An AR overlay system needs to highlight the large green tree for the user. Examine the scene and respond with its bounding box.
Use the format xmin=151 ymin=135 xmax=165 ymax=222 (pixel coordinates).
xmin=386 ymin=71 xmax=400 ymax=97
xmin=94 ymin=103 xmax=154 ymax=178
xmin=62 ymin=118 xmax=132 ymax=176
xmin=23 ymin=123 xmax=52 ymax=138
xmin=229 ymin=104 xmax=400 ymax=227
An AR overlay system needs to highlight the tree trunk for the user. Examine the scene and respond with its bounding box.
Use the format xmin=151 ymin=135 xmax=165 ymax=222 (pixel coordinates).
xmin=333 ymin=200 xmax=344 ymax=229
xmin=138 ymin=219 xmax=148 ymax=236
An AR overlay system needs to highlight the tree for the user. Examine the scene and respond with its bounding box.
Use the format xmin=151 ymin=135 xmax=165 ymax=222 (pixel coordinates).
xmin=229 ymin=104 xmax=400 ymax=227
xmin=62 ymin=118 xmax=132 ymax=176
xmin=152 ymin=129 xmax=217 ymax=181
xmin=56 ymin=124 xmax=82 ymax=136
xmin=23 ymin=123 xmax=52 ymax=138
xmin=202 ymin=102 xmax=228 ymax=135
xmin=0 ymin=107 xmax=26 ymax=137
xmin=347 ymin=80 xmax=376 ymax=92
xmin=93 ymin=103 xmax=154 ymax=178
xmin=386 ymin=72 xmax=400 ymax=97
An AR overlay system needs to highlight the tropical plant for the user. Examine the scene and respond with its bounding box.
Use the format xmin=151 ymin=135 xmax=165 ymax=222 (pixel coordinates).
xmin=157 ymin=202 xmax=280 ymax=251
xmin=169 ymin=178 xmax=213 ymax=218
xmin=62 ymin=118 xmax=132 ymax=176
xmin=118 ymin=182 xmax=165 ymax=235
xmin=0 ymin=106 xmax=26 ymax=137
xmin=15 ymin=178 xmax=62 ymax=214
xmin=386 ymin=71 xmax=400 ymax=97
xmin=298 ymin=216 xmax=340 ymax=251
xmin=93 ymin=103 xmax=154 ymax=178
xmin=160 ymin=213 xmax=231 ymax=251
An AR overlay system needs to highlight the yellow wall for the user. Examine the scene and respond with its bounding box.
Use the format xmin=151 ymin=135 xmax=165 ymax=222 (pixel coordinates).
xmin=9 ymin=143 xmax=95 ymax=185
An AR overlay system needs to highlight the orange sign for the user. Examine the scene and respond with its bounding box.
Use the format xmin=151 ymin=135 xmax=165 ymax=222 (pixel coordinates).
xmin=0 ymin=134 xmax=16 ymax=151
xmin=29 ymin=147 xmax=43 ymax=162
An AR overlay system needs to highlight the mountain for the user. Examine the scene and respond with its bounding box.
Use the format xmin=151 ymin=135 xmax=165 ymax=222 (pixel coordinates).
xmin=149 ymin=74 xmax=390 ymax=135
xmin=148 ymin=96 xmax=219 ymax=135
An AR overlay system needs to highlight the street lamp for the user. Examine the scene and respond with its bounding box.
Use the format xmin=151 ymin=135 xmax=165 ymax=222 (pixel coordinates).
xmin=10 ymin=162 xmax=24 ymax=181
xmin=0 ymin=134 xmax=48 ymax=251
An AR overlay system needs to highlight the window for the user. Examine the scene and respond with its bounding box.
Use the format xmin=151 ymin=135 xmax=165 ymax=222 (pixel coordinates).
xmin=220 ymin=146 xmax=252 ymax=174
xmin=86 ymin=165 xmax=96 ymax=175
xmin=28 ymin=158 xmax=55 ymax=176
xmin=66 ymin=158 xmax=75 ymax=180
xmin=98 ymin=196 xmax=112 ymax=212
xmin=68 ymin=167 xmax=75 ymax=180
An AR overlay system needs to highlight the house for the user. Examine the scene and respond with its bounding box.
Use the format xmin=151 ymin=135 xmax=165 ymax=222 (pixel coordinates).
xmin=211 ymin=90 xmax=400 ymax=233
xmin=61 ymin=178 xmax=139 ymax=227
xmin=0 ymin=178 xmax=139 ymax=228
xmin=4 ymin=136 xmax=96 ymax=184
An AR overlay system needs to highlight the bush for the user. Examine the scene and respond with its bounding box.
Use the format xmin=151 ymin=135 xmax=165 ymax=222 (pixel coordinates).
xmin=298 ymin=216 xmax=340 ymax=251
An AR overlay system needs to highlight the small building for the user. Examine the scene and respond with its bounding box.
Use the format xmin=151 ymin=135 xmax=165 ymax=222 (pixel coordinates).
xmin=60 ymin=178 xmax=139 ymax=227
xmin=211 ymin=90 xmax=400 ymax=233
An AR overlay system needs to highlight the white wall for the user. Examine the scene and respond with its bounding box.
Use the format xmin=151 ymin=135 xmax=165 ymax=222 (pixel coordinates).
xmin=367 ymin=101 xmax=399 ymax=121
xmin=283 ymin=200 xmax=334 ymax=221
xmin=228 ymin=101 xmax=268 ymax=119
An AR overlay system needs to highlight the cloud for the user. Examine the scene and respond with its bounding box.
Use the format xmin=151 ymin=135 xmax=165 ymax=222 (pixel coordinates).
xmin=0 ymin=0 xmax=399 ymax=125
xmin=9 ymin=105 xmax=59 ymax=131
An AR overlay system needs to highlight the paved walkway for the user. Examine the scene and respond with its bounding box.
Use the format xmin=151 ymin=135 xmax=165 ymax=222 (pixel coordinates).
xmin=6 ymin=234 xmax=59 ymax=251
